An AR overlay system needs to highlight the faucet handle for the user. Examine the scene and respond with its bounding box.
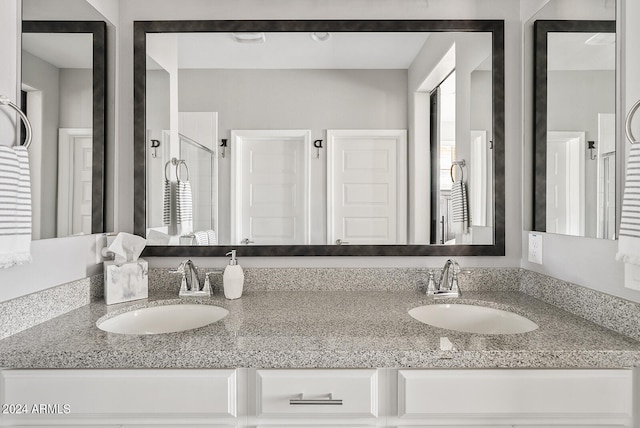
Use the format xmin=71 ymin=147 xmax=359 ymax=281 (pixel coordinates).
xmin=450 ymin=270 xmax=461 ymax=297
xmin=425 ymin=270 xmax=436 ymax=295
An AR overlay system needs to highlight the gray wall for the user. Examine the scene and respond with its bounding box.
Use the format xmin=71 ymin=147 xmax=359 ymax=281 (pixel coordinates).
xmin=22 ymin=50 xmax=60 ymax=240
xmin=178 ymin=68 xmax=407 ymax=245
xmin=179 ymin=68 xmax=408 ymax=140
xmin=59 ymin=68 xmax=93 ymax=128
xmin=21 ymin=59 xmax=93 ymax=241
xmin=146 ymin=69 xmax=170 ymax=230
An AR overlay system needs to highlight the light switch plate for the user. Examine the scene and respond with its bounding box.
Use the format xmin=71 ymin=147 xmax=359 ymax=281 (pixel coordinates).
xmin=528 ymin=232 xmax=543 ymax=264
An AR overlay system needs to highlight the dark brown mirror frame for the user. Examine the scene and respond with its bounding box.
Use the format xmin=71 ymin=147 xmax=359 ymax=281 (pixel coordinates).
xmin=134 ymin=19 xmax=505 ymax=257
xmin=532 ymin=19 xmax=616 ymax=233
xmin=22 ymin=20 xmax=107 ymax=235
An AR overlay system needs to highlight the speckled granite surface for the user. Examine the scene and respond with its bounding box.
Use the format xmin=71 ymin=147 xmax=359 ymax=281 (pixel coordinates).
xmin=0 ymin=276 xmax=95 ymax=340
xmin=0 ymin=288 xmax=639 ymax=369
xmin=149 ymin=267 xmax=521 ymax=293
xmin=520 ymin=270 xmax=640 ymax=342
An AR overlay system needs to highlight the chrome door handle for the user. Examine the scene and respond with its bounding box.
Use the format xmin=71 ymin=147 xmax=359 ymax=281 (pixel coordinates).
xmin=335 ymin=239 xmax=350 ymax=245
xmin=289 ymin=393 xmax=343 ymax=406
xmin=241 ymin=238 xmax=255 ymax=245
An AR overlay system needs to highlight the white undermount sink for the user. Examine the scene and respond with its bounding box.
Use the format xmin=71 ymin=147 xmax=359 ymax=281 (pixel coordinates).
xmin=408 ymin=303 xmax=538 ymax=334
xmin=97 ymin=304 xmax=229 ymax=335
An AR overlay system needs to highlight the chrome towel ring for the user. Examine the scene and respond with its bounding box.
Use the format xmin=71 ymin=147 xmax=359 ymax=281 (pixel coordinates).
xmin=0 ymin=95 xmax=32 ymax=149
xmin=450 ymin=159 xmax=466 ymax=182
xmin=625 ymin=98 xmax=640 ymax=145
xmin=176 ymin=159 xmax=189 ymax=182
xmin=164 ymin=157 xmax=190 ymax=181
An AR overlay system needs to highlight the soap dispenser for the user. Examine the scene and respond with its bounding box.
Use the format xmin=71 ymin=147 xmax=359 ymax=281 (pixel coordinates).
xmin=223 ymin=250 xmax=244 ymax=299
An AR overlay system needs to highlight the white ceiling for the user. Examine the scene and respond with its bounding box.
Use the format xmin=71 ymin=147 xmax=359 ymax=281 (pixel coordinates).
xmin=22 ymin=33 xmax=93 ymax=69
xmin=172 ymin=32 xmax=432 ymax=69
xmin=548 ymin=32 xmax=615 ymax=71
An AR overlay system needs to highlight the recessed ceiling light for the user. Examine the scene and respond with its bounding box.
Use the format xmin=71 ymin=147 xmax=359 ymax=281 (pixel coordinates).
xmin=311 ymin=32 xmax=331 ymax=42
xmin=231 ymin=32 xmax=266 ymax=44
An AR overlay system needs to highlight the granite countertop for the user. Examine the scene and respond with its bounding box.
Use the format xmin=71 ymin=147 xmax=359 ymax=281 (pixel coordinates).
xmin=1 ymin=289 xmax=639 ymax=369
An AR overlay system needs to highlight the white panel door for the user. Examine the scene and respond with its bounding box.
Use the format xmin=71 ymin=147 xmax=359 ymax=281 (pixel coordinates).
xmin=57 ymin=128 xmax=92 ymax=237
xmin=546 ymin=131 xmax=585 ymax=236
xmin=231 ymin=130 xmax=310 ymax=245
xmin=73 ymin=136 xmax=93 ymax=234
xmin=327 ymin=129 xmax=407 ymax=245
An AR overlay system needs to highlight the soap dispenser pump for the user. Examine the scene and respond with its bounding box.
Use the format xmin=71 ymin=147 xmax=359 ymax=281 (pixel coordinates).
xmin=223 ymin=250 xmax=244 ymax=299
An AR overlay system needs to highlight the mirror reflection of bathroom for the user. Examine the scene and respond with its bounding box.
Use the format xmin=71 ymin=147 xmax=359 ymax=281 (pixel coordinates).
xmin=546 ymin=30 xmax=616 ymax=239
xmin=429 ymin=41 xmax=493 ymax=246
xmin=529 ymin=0 xmax=617 ymax=240
xmin=144 ymin=31 xmax=495 ymax=246
xmin=21 ymin=31 xmax=94 ymax=239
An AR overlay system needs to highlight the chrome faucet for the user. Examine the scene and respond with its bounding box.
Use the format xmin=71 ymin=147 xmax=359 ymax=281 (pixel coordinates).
xmin=173 ymin=259 xmax=210 ymax=297
xmin=425 ymin=259 xmax=462 ymax=298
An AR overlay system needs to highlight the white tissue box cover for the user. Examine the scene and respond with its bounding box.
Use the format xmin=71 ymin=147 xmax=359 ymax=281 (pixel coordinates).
xmin=104 ymin=259 xmax=148 ymax=305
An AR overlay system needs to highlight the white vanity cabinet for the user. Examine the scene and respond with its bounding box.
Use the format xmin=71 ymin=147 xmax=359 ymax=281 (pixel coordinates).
xmin=0 ymin=368 xmax=635 ymax=427
xmin=390 ymin=369 xmax=634 ymax=428
xmin=0 ymin=369 xmax=240 ymax=427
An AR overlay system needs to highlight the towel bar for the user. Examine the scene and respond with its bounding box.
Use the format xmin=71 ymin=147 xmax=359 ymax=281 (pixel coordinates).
xmin=625 ymin=98 xmax=640 ymax=145
xmin=0 ymin=95 xmax=32 ymax=149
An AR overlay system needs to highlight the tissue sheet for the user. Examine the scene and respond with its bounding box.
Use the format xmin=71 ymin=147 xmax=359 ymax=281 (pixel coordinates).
xmin=108 ymin=232 xmax=146 ymax=266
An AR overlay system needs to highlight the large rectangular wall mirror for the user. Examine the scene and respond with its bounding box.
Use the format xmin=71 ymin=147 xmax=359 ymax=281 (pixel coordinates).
xmin=21 ymin=19 xmax=106 ymax=239
xmin=531 ymin=0 xmax=617 ymax=239
xmin=134 ymin=20 xmax=505 ymax=257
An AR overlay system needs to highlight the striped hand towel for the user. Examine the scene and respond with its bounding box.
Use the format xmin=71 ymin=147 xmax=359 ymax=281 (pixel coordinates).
xmin=617 ymin=144 xmax=640 ymax=265
xmin=162 ymin=178 xmax=171 ymax=225
xmin=176 ymin=179 xmax=193 ymax=225
xmin=0 ymin=146 xmax=32 ymax=268
xmin=206 ymin=229 xmax=217 ymax=245
xmin=451 ymin=180 xmax=470 ymax=235
xmin=193 ymin=230 xmax=209 ymax=245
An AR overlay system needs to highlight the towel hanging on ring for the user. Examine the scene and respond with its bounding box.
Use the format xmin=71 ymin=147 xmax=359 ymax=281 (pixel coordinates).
xmin=450 ymin=160 xmax=470 ymax=235
xmin=175 ymin=160 xmax=193 ymax=225
xmin=0 ymin=146 xmax=32 ymax=268
xmin=0 ymin=95 xmax=33 ymax=268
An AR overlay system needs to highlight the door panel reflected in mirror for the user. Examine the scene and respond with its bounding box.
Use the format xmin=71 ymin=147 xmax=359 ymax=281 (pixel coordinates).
xmin=21 ymin=20 xmax=106 ymax=239
xmin=531 ymin=2 xmax=617 ymax=239
xmin=142 ymin=27 xmax=497 ymax=248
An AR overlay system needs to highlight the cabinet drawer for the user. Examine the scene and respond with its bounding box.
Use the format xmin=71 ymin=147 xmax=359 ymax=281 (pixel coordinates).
xmin=0 ymin=369 xmax=237 ymax=417
xmin=255 ymin=369 xmax=378 ymax=417
xmin=398 ymin=369 xmax=632 ymax=419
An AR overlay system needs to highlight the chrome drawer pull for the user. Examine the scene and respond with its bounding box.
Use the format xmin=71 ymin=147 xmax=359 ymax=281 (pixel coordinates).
xmin=289 ymin=393 xmax=343 ymax=406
